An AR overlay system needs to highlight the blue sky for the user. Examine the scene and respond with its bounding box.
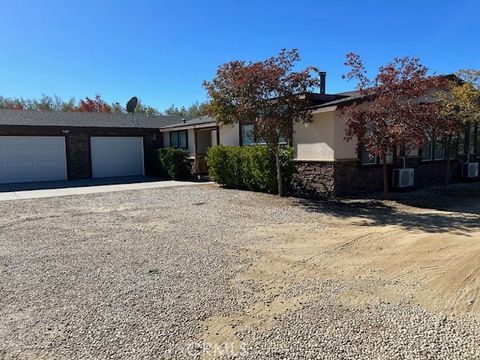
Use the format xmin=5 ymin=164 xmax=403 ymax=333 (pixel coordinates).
xmin=0 ymin=0 xmax=478 ymax=111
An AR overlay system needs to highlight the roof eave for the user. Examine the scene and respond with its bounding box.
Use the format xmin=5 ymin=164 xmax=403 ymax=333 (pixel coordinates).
xmin=159 ymin=122 xmax=217 ymax=132
xmin=311 ymin=105 xmax=338 ymax=114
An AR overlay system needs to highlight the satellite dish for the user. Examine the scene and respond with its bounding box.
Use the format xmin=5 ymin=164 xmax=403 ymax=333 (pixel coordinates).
xmin=126 ymin=96 xmax=138 ymax=113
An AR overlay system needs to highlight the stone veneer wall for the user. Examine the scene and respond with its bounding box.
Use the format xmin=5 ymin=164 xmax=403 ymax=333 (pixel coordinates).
xmin=66 ymin=132 xmax=91 ymax=179
xmin=292 ymin=156 xmax=478 ymax=198
xmin=291 ymin=161 xmax=335 ymax=198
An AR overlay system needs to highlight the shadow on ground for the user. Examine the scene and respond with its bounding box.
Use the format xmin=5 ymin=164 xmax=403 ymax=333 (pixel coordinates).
xmin=294 ymin=183 xmax=480 ymax=235
xmin=0 ymin=176 xmax=167 ymax=193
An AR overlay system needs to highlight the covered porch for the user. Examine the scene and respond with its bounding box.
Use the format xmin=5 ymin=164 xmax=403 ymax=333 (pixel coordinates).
xmin=193 ymin=126 xmax=219 ymax=175
xmin=160 ymin=117 xmax=219 ymax=176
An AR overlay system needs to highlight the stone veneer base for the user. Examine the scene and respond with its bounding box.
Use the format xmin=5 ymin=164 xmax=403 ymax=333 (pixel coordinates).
xmin=292 ymin=156 xmax=479 ymax=198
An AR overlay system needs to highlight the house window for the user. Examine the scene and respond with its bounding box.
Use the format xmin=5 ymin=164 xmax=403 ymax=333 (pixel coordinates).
xmin=240 ymin=124 xmax=288 ymax=146
xmin=241 ymin=124 xmax=255 ymax=146
xmin=444 ymin=135 xmax=458 ymax=160
xmin=361 ymin=146 xmax=392 ymax=165
xmin=458 ymin=130 xmax=465 ymax=155
xmin=461 ymin=123 xmax=477 ymax=155
xmin=434 ymin=141 xmax=444 ymax=160
xmin=278 ymin=134 xmax=288 ymax=145
xmin=379 ymin=153 xmax=393 ymax=165
xmin=473 ymin=123 xmax=480 ymax=156
xmin=448 ymin=139 xmax=457 ymax=160
xmin=170 ymin=130 xmax=188 ymax=149
xmin=421 ymin=138 xmax=433 ymax=161
xmin=422 ymin=135 xmax=446 ymax=161
xmin=361 ymin=147 xmax=376 ymax=165
xmin=467 ymin=123 xmax=475 ymax=154
xmin=476 ymin=131 xmax=480 ymax=155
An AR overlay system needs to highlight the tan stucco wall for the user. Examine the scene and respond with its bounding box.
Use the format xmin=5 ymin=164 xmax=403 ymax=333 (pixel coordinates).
xmin=211 ymin=129 xmax=218 ymax=146
xmin=293 ymin=112 xmax=335 ymax=161
xmin=331 ymin=111 xmax=421 ymax=160
xmin=333 ymin=111 xmax=358 ymax=160
xmin=219 ymin=123 xmax=240 ymax=146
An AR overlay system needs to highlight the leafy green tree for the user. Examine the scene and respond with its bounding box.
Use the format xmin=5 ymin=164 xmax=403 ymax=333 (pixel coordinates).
xmin=61 ymin=98 xmax=76 ymax=112
xmin=161 ymin=102 xmax=209 ymax=119
xmin=437 ymin=69 xmax=480 ymax=189
xmin=110 ymin=102 xmax=125 ymax=113
xmin=135 ymin=100 xmax=159 ymax=116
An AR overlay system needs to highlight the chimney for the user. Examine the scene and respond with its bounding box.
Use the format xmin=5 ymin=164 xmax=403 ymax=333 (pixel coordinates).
xmin=319 ymin=72 xmax=326 ymax=94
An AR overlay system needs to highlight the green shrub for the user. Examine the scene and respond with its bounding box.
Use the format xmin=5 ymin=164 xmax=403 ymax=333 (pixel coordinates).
xmin=155 ymin=148 xmax=192 ymax=180
xmin=205 ymin=145 xmax=242 ymax=187
xmin=206 ymin=145 xmax=295 ymax=194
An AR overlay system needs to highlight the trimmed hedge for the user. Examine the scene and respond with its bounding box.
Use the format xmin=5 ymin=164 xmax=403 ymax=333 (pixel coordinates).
xmin=206 ymin=145 xmax=294 ymax=194
xmin=155 ymin=148 xmax=192 ymax=180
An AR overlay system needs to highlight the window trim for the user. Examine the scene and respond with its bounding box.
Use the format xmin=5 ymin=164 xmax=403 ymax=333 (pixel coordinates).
xmin=359 ymin=145 xmax=393 ymax=166
xmin=446 ymin=136 xmax=458 ymax=160
xmin=474 ymin=123 xmax=479 ymax=156
xmin=240 ymin=123 xmax=255 ymax=146
xmin=361 ymin=147 xmax=377 ymax=165
xmin=421 ymin=134 xmax=448 ymax=162
xmin=239 ymin=123 xmax=288 ymax=146
xmin=421 ymin=138 xmax=433 ymax=162
xmin=433 ymin=141 xmax=445 ymax=161
xmin=169 ymin=130 xmax=188 ymax=149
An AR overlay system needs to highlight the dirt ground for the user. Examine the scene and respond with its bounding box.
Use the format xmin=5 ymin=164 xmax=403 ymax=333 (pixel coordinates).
xmin=1 ymin=183 xmax=479 ymax=358
xmin=202 ymin=184 xmax=480 ymax=356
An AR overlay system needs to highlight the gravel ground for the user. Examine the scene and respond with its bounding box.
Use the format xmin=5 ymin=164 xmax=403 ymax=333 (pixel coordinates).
xmin=237 ymin=281 xmax=480 ymax=359
xmin=0 ymin=184 xmax=479 ymax=359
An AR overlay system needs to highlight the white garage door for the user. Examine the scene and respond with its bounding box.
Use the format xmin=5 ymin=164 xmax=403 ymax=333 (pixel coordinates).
xmin=0 ymin=136 xmax=67 ymax=184
xmin=90 ymin=137 xmax=145 ymax=178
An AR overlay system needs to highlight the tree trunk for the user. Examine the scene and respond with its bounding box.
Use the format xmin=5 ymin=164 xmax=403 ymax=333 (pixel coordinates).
xmin=274 ymin=145 xmax=283 ymax=196
xmin=382 ymin=153 xmax=389 ymax=200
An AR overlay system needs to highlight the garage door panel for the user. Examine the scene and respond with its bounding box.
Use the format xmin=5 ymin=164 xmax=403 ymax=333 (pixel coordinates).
xmin=0 ymin=136 xmax=67 ymax=184
xmin=90 ymin=137 xmax=144 ymax=178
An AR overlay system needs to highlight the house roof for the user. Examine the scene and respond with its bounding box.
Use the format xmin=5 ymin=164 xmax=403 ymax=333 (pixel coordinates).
xmin=309 ymin=73 xmax=457 ymax=110
xmin=159 ymin=92 xmax=364 ymax=130
xmin=309 ymin=90 xmax=363 ymax=110
xmin=0 ymin=109 xmax=181 ymax=129
xmin=159 ymin=116 xmax=216 ymax=130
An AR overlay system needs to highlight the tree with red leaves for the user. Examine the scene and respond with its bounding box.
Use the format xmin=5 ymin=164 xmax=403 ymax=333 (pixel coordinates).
xmin=343 ymin=53 xmax=445 ymax=199
xmin=0 ymin=97 xmax=25 ymax=110
xmin=203 ymin=49 xmax=320 ymax=196
xmin=75 ymin=95 xmax=112 ymax=113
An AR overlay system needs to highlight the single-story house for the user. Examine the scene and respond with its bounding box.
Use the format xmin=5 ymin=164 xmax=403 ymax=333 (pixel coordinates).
xmin=2 ymin=77 xmax=478 ymax=196
xmin=160 ymin=81 xmax=479 ymax=196
xmin=0 ymin=110 xmax=178 ymax=184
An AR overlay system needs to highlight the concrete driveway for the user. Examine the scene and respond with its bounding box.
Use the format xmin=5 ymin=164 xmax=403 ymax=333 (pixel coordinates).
xmin=0 ymin=176 xmax=209 ymax=201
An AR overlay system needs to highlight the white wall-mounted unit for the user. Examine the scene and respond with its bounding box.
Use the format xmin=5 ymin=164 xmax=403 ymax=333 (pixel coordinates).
xmin=392 ymin=168 xmax=415 ymax=188
xmin=462 ymin=162 xmax=479 ymax=178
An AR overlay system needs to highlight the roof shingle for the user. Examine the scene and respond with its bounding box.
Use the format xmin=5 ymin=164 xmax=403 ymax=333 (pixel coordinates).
xmin=0 ymin=109 xmax=181 ymax=129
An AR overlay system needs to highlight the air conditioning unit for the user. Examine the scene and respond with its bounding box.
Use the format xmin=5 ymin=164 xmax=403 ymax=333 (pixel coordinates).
xmin=462 ymin=162 xmax=479 ymax=178
xmin=392 ymin=168 xmax=415 ymax=188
